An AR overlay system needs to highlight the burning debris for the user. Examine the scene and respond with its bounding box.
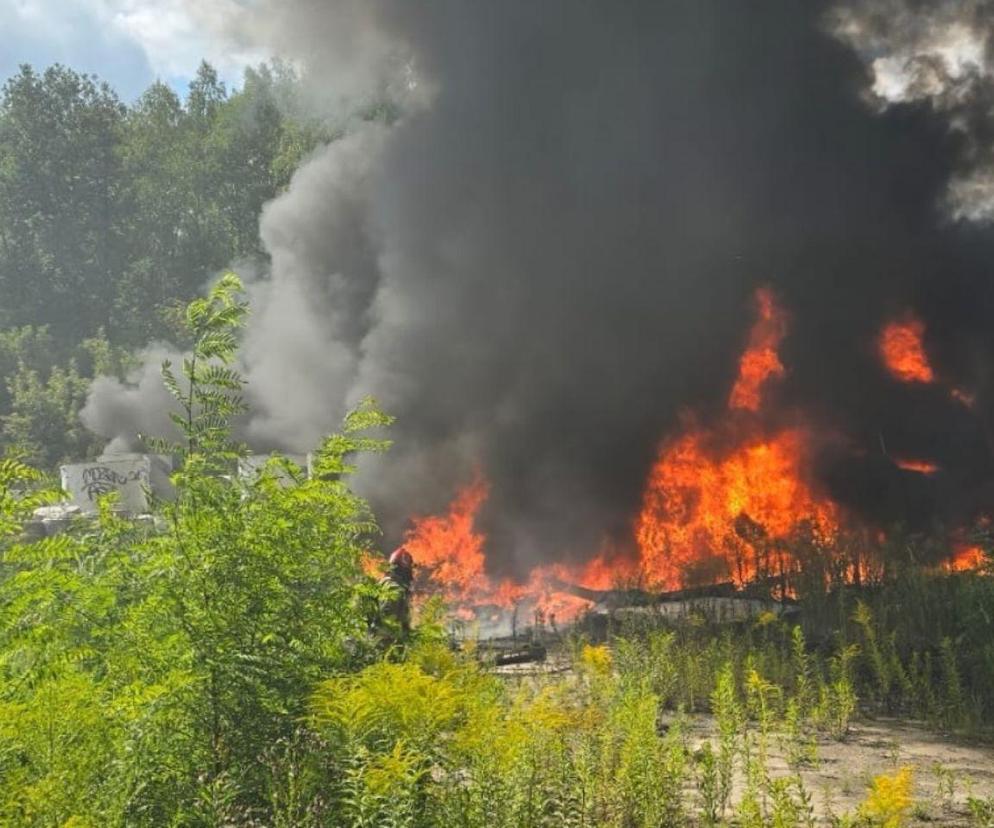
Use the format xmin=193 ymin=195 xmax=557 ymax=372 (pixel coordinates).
xmin=635 ymin=427 xmax=838 ymax=591
xmin=893 ymin=458 xmax=940 ymax=475
xmin=878 ymin=315 xmax=935 ymax=384
xmin=404 ymin=288 xmax=982 ymax=628
xmin=949 ymin=545 xmax=986 ymax=572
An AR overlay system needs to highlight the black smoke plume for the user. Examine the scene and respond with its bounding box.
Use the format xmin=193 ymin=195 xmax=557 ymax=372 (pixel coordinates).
xmin=85 ymin=1 xmax=994 ymax=573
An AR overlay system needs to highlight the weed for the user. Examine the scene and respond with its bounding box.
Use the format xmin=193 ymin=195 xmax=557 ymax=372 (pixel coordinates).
xmin=967 ymin=795 xmax=994 ymax=828
xmin=819 ymin=644 xmax=859 ymax=740
xmin=711 ymin=661 xmax=742 ymax=820
xmin=860 ymin=766 xmax=914 ymax=828
xmin=931 ymin=761 xmax=956 ymax=811
xmin=695 ymin=741 xmax=721 ymax=827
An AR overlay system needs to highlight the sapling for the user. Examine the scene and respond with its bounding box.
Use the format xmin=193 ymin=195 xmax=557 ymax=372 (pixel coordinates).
xmin=939 ymin=637 xmax=967 ymax=730
xmin=745 ymin=668 xmax=782 ymax=818
xmin=695 ymin=741 xmax=721 ymax=827
xmin=711 ymin=662 xmax=742 ymax=819
xmin=930 ymin=762 xmax=956 ymax=812
xmin=790 ymin=625 xmax=814 ymax=718
xmin=822 ymin=644 xmax=859 ymax=740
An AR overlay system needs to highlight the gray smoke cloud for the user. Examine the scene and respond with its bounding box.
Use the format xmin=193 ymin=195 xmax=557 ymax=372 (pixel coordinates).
xmin=85 ymin=1 xmax=994 ymax=574
xmin=242 ymin=125 xmax=388 ymax=450
xmin=83 ymin=345 xmax=185 ymax=454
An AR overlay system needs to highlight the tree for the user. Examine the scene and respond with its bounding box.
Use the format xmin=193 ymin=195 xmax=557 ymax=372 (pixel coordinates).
xmin=1 ymin=360 xmax=97 ymax=468
xmin=0 ymin=326 xmax=128 ymax=465
xmin=0 ymin=65 xmax=126 ymax=340
xmin=0 ymin=59 xmax=337 ymax=467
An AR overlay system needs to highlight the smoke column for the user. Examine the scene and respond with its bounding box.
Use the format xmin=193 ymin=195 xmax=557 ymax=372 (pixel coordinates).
xmin=85 ymin=1 xmax=994 ymax=575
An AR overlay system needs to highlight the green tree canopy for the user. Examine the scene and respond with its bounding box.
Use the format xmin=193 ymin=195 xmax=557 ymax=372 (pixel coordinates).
xmin=0 ymin=59 xmax=338 ymax=466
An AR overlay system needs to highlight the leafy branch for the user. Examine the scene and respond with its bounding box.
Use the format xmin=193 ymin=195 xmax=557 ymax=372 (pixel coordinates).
xmin=147 ymin=271 xmax=248 ymax=468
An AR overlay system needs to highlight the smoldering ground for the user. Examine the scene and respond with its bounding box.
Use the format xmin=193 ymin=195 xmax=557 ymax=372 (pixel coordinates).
xmin=84 ymin=1 xmax=994 ymax=574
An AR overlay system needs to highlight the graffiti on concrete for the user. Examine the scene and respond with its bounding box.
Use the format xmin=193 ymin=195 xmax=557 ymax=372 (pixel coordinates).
xmin=80 ymin=465 xmax=149 ymax=501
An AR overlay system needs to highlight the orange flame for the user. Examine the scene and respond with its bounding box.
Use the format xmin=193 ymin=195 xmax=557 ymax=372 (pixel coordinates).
xmin=404 ymin=479 xmax=639 ymax=622
xmin=404 ymin=291 xmax=980 ymax=628
xmin=405 ymin=287 xmax=842 ymax=620
xmin=946 ymin=545 xmax=986 ymax=572
xmin=893 ymin=458 xmax=940 ymax=474
xmin=879 ymin=315 xmax=935 ymax=383
xmin=636 ymin=288 xmax=837 ymax=588
xmin=635 ymin=427 xmax=838 ymax=589
xmin=729 ymin=288 xmax=787 ymax=411
xmin=403 ymin=476 xmax=490 ymax=603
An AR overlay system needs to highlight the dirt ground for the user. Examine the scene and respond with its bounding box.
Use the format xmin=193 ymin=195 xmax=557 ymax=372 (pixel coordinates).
xmin=684 ymin=715 xmax=994 ymax=825
xmin=495 ymin=659 xmax=994 ymax=824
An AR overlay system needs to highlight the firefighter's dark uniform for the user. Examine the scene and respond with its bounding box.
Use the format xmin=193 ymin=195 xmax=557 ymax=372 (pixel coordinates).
xmin=378 ymin=570 xmax=412 ymax=638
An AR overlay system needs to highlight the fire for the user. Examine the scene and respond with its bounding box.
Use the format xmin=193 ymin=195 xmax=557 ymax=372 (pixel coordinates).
xmin=878 ymin=314 xmax=935 ymax=383
xmin=402 ymin=476 xmax=490 ymax=603
xmin=893 ymin=458 xmax=940 ymax=474
xmin=946 ymin=545 xmax=986 ymax=572
xmin=403 ymin=290 xmax=984 ymax=629
xmin=406 ymin=287 xmax=842 ymax=620
xmin=637 ymin=288 xmax=837 ymax=589
xmin=404 ymin=478 xmax=639 ymax=623
xmin=729 ymin=287 xmax=787 ymax=411
xmin=635 ymin=428 xmax=838 ymax=589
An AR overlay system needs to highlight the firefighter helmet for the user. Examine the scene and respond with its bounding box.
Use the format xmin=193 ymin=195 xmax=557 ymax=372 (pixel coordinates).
xmin=389 ymin=546 xmax=414 ymax=571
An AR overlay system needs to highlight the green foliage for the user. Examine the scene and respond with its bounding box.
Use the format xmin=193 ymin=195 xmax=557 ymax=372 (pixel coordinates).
xmin=0 ymin=326 xmax=114 ymax=466
xmin=819 ymin=643 xmax=859 ymax=741
xmin=308 ymin=644 xmax=699 ymax=828
xmin=152 ymin=270 xmax=248 ymax=463
xmin=0 ymin=327 xmax=57 ymax=411
xmin=0 ymin=64 xmax=126 ymax=340
xmin=968 ymin=795 xmax=994 ymax=827
xmin=0 ymin=455 xmax=59 ymax=536
xmin=695 ymin=740 xmax=721 ymax=826
xmin=0 ymin=59 xmax=346 ymax=468
xmin=613 ymin=629 xmax=678 ymax=704
xmin=0 ymin=59 xmax=334 ymax=350
xmin=0 ymin=283 xmax=393 ymax=825
xmin=1 ymin=359 xmax=98 ymax=467
xmin=712 ymin=660 xmax=742 ymax=819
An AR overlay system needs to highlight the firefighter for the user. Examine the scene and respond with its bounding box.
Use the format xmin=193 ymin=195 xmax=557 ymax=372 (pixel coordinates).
xmin=377 ymin=546 xmax=415 ymax=639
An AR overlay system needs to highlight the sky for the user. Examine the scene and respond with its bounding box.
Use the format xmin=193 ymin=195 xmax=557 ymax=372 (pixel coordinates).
xmin=0 ymin=0 xmax=264 ymax=100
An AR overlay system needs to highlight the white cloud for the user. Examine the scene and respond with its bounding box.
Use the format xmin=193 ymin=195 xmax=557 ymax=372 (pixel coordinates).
xmin=98 ymin=0 xmax=267 ymax=87
xmin=0 ymin=0 xmax=265 ymax=97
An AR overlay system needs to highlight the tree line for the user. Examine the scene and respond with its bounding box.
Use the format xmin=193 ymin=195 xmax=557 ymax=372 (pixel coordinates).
xmin=0 ymin=61 xmax=331 ymax=468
